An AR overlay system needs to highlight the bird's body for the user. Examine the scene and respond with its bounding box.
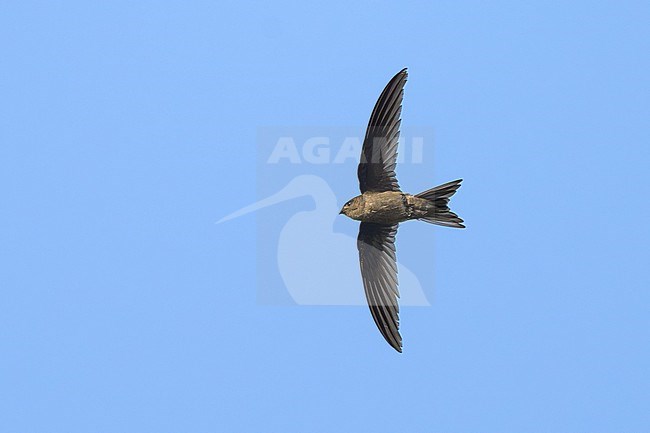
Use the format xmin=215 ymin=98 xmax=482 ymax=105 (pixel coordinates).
xmin=340 ymin=68 xmax=464 ymax=352
xmin=341 ymin=191 xmax=432 ymax=224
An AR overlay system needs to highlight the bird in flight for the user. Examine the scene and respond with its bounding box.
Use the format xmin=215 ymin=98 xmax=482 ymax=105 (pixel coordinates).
xmin=339 ymin=68 xmax=464 ymax=352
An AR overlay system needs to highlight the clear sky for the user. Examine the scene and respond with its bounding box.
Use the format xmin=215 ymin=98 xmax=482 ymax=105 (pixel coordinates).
xmin=1 ymin=1 xmax=649 ymax=432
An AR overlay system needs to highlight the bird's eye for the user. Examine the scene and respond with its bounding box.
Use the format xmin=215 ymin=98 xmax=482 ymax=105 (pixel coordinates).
xmin=345 ymin=200 xmax=353 ymax=207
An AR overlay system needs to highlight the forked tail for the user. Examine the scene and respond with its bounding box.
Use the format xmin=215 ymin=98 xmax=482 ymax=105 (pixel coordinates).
xmin=415 ymin=179 xmax=465 ymax=228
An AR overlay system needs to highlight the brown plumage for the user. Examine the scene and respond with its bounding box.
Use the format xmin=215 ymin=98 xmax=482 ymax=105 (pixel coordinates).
xmin=339 ymin=68 xmax=464 ymax=352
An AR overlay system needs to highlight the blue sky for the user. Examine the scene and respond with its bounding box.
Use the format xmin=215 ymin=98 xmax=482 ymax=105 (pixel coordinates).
xmin=1 ymin=1 xmax=649 ymax=432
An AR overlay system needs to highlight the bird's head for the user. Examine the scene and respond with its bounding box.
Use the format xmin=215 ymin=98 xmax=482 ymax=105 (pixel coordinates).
xmin=339 ymin=195 xmax=363 ymax=220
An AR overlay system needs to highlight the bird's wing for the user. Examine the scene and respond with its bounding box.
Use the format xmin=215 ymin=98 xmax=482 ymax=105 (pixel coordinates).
xmin=357 ymin=68 xmax=407 ymax=193
xmin=357 ymin=222 xmax=402 ymax=352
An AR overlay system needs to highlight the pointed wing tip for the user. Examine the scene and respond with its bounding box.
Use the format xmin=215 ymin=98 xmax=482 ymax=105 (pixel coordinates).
xmin=381 ymin=327 xmax=403 ymax=353
xmin=397 ymin=68 xmax=408 ymax=82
